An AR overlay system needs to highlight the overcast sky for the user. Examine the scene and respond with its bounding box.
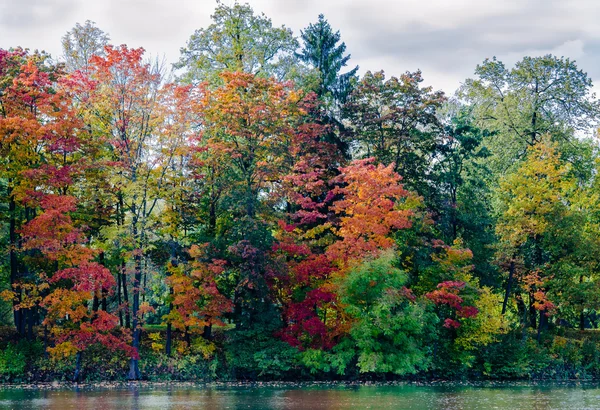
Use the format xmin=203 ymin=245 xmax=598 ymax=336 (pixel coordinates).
xmin=1 ymin=0 xmax=599 ymax=94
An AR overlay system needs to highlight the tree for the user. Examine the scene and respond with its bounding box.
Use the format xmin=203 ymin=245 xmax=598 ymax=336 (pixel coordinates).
xmin=344 ymin=70 xmax=446 ymax=194
xmin=429 ymin=108 xmax=497 ymax=285
xmin=0 ymin=49 xmax=82 ymax=338
xmin=276 ymin=158 xmax=420 ymax=351
xmin=61 ymin=20 xmax=110 ymax=73
xmin=164 ymin=244 xmax=232 ymax=343
xmin=423 ymin=240 xmax=506 ymax=372
xmin=461 ymin=55 xmax=600 ymax=174
xmin=297 ymin=14 xmax=358 ymax=157
xmin=70 ymin=45 xmax=195 ymax=379
xmin=297 ymin=14 xmax=358 ymax=105
xmin=495 ymin=137 xmax=585 ymax=334
xmin=0 ymin=48 xmax=36 ymax=337
xmin=327 ymin=159 xmax=416 ymax=266
xmin=338 ymin=252 xmax=433 ymax=375
xmin=23 ymin=195 xmax=134 ymax=380
xmin=0 ymin=49 xmax=134 ymax=378
xmin=176 ymin=1 xmax=297 ymax=84
xmin=199 ymin=71 xmax=309 ymax=219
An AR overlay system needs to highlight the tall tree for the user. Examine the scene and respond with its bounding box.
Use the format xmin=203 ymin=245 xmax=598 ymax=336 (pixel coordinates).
xmin=176 ymin=1 xmax=298 ymax=84
xmin=61 ymin=20 xmax=110 ymax=73
xmin=199 ymin=71 xmax=309 ymax=219
xmin=0 ymin=49 xmax=68 ymax=337
xmin=430 ymin=108 xmax=497 ymax=285
xmin=461 ymin=55 xmax=600 ymax=174
xmin=343 ymin=70 xmax=446 ymax=194
xmin=70 ymin=45 xmax=195 ymax=379
xmin=495 ymin=137 xmax=585 ymax=333
xmin=297 ymin=14 xmax=358 ymax=156
xmin=297 ymin=14 xmax=358 ymax=105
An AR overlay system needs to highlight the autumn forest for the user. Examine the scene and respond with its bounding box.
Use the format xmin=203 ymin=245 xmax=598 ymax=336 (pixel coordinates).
xmin=2 ymin=2 xmax=600 ymax=382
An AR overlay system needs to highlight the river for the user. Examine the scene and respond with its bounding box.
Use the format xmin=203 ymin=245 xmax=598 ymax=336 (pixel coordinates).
xmin=1 ymin=382 xmax=599 ymax=409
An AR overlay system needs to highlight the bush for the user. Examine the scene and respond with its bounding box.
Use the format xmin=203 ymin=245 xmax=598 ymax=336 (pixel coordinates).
xmin=140 ymin=350 xmax=217 ymax=381
xmin=224 ymin=326 xmax=301 ymax=380
xmin=0 ymin=343 xmax=26 ymax=380
xmin=338 ymin=252 xmax=434 ymax=376
xmin=479 ymin=331 xmax=531 ymax=379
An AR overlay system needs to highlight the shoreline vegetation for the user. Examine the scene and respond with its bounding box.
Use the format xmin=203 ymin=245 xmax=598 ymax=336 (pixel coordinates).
xmin=3 ymin=2 xmax=600 ymax=384
xmin=3 ymin=326 xmax=600 ymax=383
xmin=3 ymin=380 xmax=600 ymax=391
xmin=4 ymin=380 xmax=600 ymax=390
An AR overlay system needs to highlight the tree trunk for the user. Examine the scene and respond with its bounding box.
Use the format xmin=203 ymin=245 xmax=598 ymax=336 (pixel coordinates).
xmin=142 ymin=257 xmax=148 ymax=303
xmin=209 ymin=199 xmax=217 ymax=236
xmin=128 ymin=211 xmax=142 ymax=380
xmin=580 ymin=275 xmax=585 ymax=331
xmin=43 ymin=325 xmax=49 ymax=359
xmin=101 ymin=289 xmax=108 ymax=312
xmin=537 ymin=310 xmax=547 ymax=343
xmin=8 ymin=190 xmax=23 ymax=337
xmin=502 ymin=258 xmax=515 ymax=315
xmin=185 ymin=327 xmax=191 ymax=347
xmin=99 ymin=251 xmax=108 ymax=311
xmin=450 ymin=187 xmax=458 ymax=241
xmin=73 ymin=351 xmax=82 ymax=382
xmin=27 ymin=308 xmax=34 ymax=341
xmin=116 ymin=270 xmax=123 ymax=326
xmin=246 ymin=177 xmax=254 ymax=219
xmin=121 ymin=264 xmax=131 ymax=329
xmin=165 ymin=323 xmax=172 ymax=357
xmin=92 ymin=293 xmax=99 ymax=315
xmin=529 ymin=291 xmax=537 ymax=329
xmin=202 ymin=324 xmax=212 ymax=340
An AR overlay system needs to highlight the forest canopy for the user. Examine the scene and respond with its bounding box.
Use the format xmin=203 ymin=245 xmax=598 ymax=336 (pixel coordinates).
xmin=2 ymin=2 xmax=600 ymax=382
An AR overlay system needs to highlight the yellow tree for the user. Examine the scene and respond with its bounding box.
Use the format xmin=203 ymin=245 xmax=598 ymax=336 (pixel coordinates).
xmin=495 ymin=136 xmax=579 ymax=333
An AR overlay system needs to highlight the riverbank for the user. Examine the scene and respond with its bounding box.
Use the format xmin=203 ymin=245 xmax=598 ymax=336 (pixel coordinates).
xmin=2 ymin=379 xmax=600 ymax=390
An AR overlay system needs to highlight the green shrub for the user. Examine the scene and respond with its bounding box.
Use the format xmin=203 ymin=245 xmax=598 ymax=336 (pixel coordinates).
xmin=0 ymin=343 xmax=26 ymax=380
xmin=581 ymin=338 xmax=600 ymax=377
xmin=338 ymin=252 xmax=434 ymax=376
xmin=140 ymin=350 xmax=216 ymax=381
xmin=479 ymin=331 xmax=531 ymax=379
xmin=224 ymin=326 xmax=301 ymax=380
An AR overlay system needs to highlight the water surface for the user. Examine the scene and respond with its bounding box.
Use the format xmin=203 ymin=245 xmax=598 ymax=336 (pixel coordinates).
xmin=1 ymin=383 xmax=600 ymax=409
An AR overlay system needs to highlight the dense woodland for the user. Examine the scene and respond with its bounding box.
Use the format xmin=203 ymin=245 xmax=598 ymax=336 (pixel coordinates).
xmin=2 ymin=2 xmax=600 ymax=382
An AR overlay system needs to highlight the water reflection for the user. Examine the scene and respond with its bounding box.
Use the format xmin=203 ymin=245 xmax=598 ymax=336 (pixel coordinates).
xmin=1 ymin=383 xmax=600 ymax=409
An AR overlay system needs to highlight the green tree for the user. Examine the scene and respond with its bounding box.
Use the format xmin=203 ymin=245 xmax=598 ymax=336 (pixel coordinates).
xmin=297 ymin=14 xmax=358 ymax=105
xmin=297 ymin=14 xmax=358 ymax=156
xmin=338 ymin=252 xmax=433 ymax=375
xmin=461 ymin=55 xmax=600 ymax=174
xmin=495 ymin=137 xmax=589 ymax=334
xmin=343 ymin=70 xmax=446 ymax=194
xmin=176 ymin=1 xmax=297 ymax=84
xmin=430 ymin=108 xmax=497 ymax=285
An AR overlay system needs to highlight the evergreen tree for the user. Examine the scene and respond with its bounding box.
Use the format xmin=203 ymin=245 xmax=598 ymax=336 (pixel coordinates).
xmin=297 ymin=14 xmax=358 ymax=105
xmin=297 ymin=14 xmax=358 ymax=157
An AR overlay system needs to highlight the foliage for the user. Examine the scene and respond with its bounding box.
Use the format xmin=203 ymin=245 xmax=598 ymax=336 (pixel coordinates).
xmin=343 ymin=70 xmax=446 ymax=194
xmin=339 ymin=252 xmax=434 ymax=375
xmin=0 ymin=343 xmax=26 ymax=379
xmin=297 ymin=14 xmax=358 ymax=105
xmin=461 ymin=55 xmax=600 ymax=174
xmin=176 ymin=1 xmax=298 ymax=84
xmin=2 ymin=2 xmax=600 ymax=383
